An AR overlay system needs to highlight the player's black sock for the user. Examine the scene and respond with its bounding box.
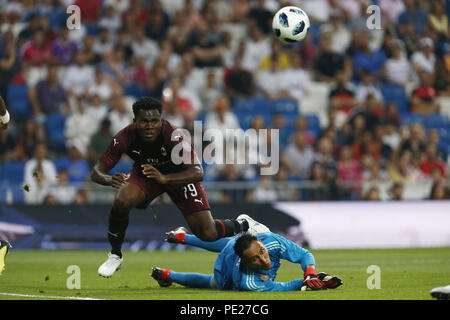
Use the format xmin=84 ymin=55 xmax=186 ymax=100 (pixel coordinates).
xmin=214 ymin=219 xmax=249 ymax=238
xmin=108 ymin=210 xmax=129 ymax=258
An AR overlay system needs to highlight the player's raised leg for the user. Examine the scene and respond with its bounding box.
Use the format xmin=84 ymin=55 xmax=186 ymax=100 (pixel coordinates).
xmin=98 ymin=183 xmax=147 ymax=277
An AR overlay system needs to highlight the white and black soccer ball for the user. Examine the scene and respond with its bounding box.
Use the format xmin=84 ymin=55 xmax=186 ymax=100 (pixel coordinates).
xmin=272 ymin=6 xmax=310 ymax=44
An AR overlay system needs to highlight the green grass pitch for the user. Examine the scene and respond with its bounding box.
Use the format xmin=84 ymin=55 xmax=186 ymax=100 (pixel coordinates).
xmin=0 ymin=247 xmax=449 ymax=300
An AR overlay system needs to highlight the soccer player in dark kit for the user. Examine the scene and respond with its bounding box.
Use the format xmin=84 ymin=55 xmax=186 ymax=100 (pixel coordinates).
xmin=91 ymin=97 xmax=250 ymax=277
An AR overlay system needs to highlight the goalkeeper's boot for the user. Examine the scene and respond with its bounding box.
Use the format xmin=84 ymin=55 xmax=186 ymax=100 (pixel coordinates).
xmin=165 ymin=227 xmax=189 ymax=244
xmin=151 ymin=267 xmax=172 ymax=287
xmin=98 ymin=253 xmax=123 ymax=278
xmin=430 ymin=285 xmax=450 ymax=300
xmin=237 ymin=214 xmax=270 ymax=235
xmin=318 ymin=272 xmax=343 ymax=289
xmin=0 ymin=240 xmax=12 ymax=275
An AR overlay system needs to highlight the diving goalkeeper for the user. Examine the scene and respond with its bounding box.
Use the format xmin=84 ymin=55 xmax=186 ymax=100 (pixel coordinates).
xmin=151 ymin=215 xmax=342 ymax=292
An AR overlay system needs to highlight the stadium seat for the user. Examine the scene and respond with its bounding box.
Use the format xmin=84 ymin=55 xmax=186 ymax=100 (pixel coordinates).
xmin=425 ymin=114 xmax=449 ymax=129
xmin=273 ymin=98 xmax=300 ymax=116
xmin=7 ymin=84 xmax=32 ymax=120
xmin=401 ymin=113 xmax=425 ymax=125
xmin=304 ymin=114 xmax=321 ymax=136
xmin=381 ymin=84 xmax=409 ymax=111
xmin=123 ymin=84 xmax=144 ymax=99
xmin=196 ymin=112 xmax=207 ymax=124
xmin=45 ymin=114 xmax=67 ymax=152
xmin=233 ymin=97 xmax=271 ymax=113
xmin=2 ymin=161 xmax=25 ymax=184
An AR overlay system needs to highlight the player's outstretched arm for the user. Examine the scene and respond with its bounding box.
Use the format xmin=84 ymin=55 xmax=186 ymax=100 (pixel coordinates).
xmin=91 ymin=161 xmax=128 ymax=189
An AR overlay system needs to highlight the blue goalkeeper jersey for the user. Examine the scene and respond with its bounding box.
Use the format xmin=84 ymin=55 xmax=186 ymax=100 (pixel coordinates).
xmin=213 ymin=232 xmax=315 ymax=292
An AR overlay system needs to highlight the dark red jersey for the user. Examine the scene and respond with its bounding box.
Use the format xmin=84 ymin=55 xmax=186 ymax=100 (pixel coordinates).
xmin=99 ymin=120 xmax=196 ymax=175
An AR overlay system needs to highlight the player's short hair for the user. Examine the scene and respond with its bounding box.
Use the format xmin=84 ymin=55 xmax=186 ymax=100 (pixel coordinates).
xmin=234 ymin=233 xmax=258 ymax=259
xmin=132 ymin=97 xmax=162 ymax=117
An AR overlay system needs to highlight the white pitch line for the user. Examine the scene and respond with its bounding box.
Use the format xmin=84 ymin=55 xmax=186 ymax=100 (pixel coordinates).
xmin=0 ymin=292 xmax=104 ymax=300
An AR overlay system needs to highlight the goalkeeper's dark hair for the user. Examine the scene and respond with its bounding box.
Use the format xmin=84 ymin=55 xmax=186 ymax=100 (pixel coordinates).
xmin=132 ymin=97 xmax=162 ymax=117
xmin=234 ymin=233 xmax=258 ymax=258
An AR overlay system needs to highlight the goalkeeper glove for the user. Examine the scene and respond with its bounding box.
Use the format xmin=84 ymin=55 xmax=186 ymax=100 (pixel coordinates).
xmin=317 ymin=272 xmax=343 ymax=289
xmin=301 ymin=266 xmax=326 ymax=290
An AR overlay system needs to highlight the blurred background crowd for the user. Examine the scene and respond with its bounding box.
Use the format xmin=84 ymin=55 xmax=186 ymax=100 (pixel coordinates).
xmin=0 ymin=0 xmax=449 ymax=205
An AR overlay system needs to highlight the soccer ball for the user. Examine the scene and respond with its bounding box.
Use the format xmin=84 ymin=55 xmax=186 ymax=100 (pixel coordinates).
xmin=272 ymin=6 xmax=310 ymax=44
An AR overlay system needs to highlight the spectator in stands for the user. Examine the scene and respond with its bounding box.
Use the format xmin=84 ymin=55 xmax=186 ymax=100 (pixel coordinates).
xmin=355 ymin=72 xmax=384 ymax=106
xmin=56 ymin=139 xmax=90 ymax=183
xmin=204 ymin=94 xmax=240 ymax=139
xmin=280 ymin=53 xmax=311 ymax=101
xmin=93 ymin=28 xmax=113 ymax=57
xmin=247 ymin=175 xmax=278 ymax=203
xmin=294 ymin=32 xmax=317 ymax=70
xmin=388 ymin=150 xmax=425 ymax=183
xmin=108 ymin=94 xmax=133 ymax=135
xmin=98 ymin=47 xmax=127 ymax=86
xmin=382 ymin=120 xmax=401 ymax=152
xmin=399 ymin=123 xmax=427 ymax=158
xmin=352 ymin=31 xmax=387 ymax=82
xmin=50 ymin=26 xmax=78 ymax=66
xmin=361 ymin=155 xmax=388 ymax=182
xmin=248 ymin=0 xmax=273 ymax=35
xmin=215 ymin=163 xmax=247 ymax=203
xmin=85 ymin=94 xmax=108 ymax=127
xmin=384 ymin=102 xmax=401 ymax=127
xmin=88 ymin=118 xmax=113 ymax=164
xmin=256 ymin=55 xmax=287 ymax=100
xmin=0 ymin=30 xmax=19 ymax=101
xmin=389 ymin=182 xmax=404 ymax=200
xmin=434 ymin=56 xmax=450 ymax=95
xmin=428 ymin=0 xmax=449 ymax=41
xmin=293 ymin=116 xmax=315 ymax=145
xmin=62 ymin=51 xmax=95 ymax=98
xmin=259 ymin=38 xmax=291 ymax=71
xmin=274 ymin=166 xmax=300 ymax=201
xmin=98 ymin=5 xmax=122 ymax=39
xmin=104 ymin=0 xmax=130 ymax=15
xmin=429 ymin=180 xmax=448 ymax=200
xmin=74 ymin=0 xmax=102 ymax=25
xmin=379 ymin=0 xmax=406 ymax=25
xmin=199 ymin=70 xmax=222 ymax=113
xmin=337 ymin=145 xmax=361 ymax=199
xmin=65 ymin=98 xmax=98 ymax=154
xmin=271 ymin=113 xmax=289 ymax=150
xmin=306 ymin=161 xmax=338 ymax=201
xmin=428 ymin=128 xmax=447 ymax=161
xmin=398 ymin=0 xmax=428 ymax=37
xmin=21 ymin=29 xmax=51 ymax=86
xmin=131 ymin=27 xmax=159 ymax=70
xmin=313 ymin=32 xmax=352 ymax=83
xmin=385 ymin=41 xmax=414 ymax=86
xmin=411 ymin=37 xmax=436 ymax=76
xmin=44 ymin=168 xmax=78 ymax=205
xmin=224 ymin=52 xmax=255 ymax=100
xmin=144 ymin=1 xmax=170 ymax=43
xmin=88 ymin=68 xmax=117 ymax=103
xmin=28 ymin=64 xmax=69 ymax=116
xmin=420 ymin=143 xmax=447 ymax=178
xmin=329 ymin=70 xmax=359 ymax=122
xmin=0 ymin=127 xmax=18 ymax=161
xmin=363 ymin=186 xmax=381 ymax=201
xmin=281 ymin=132 xmax=315 ymax=178
xmin=411 ymin=71 xmax=440 ymax=115
xmin=320 ymin=8 xmax=352 ymax=55
xmin=314 ymin=136 xmax=338 ymax=184
xmin=80 ymin=35 xmax=101 ymax=65
xmin=17 ymin=119 xmax=46 ymax=160
xmin=23 ymin=142 xmax=57 ymax=191
xmin=241 ymin=24 xmax=271 ymax=72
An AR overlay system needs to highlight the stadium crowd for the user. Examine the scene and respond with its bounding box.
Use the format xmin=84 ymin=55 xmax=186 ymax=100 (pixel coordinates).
xmin=0 ymin=0 xmax=449 ymax=205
